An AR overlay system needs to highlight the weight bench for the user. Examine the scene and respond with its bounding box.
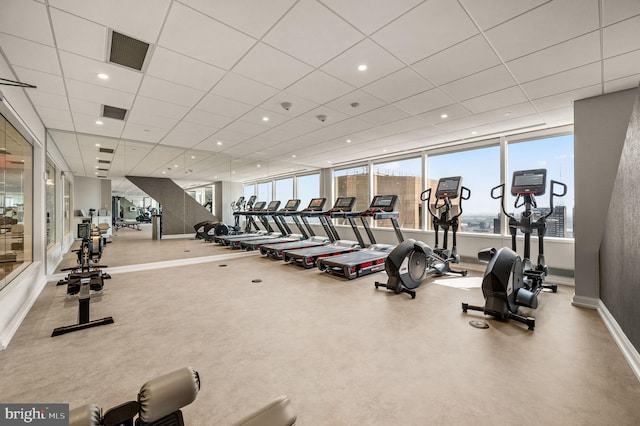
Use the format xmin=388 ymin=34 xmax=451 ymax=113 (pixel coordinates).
xmin=69 ymin=367 xmax=296 ymax=426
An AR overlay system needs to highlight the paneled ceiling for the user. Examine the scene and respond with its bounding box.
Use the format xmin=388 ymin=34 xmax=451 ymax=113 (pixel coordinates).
xmin=1 ymin=0 xmax=639 ymax=196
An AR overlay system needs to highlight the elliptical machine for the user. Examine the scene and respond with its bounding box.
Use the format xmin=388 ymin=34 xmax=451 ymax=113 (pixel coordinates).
xmin=462 ymin=169 xmax=567 ymax=330
xmin=374 ymin=176 xmax=470 ymax=299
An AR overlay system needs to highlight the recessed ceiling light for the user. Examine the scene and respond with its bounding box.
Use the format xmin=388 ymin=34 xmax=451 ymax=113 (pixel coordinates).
xmin=262 ymin=116 xmax=269 ymax=122
xmin=216 ymin=141 xmax=223 ymax=146
xmin=162 ymin=171 xmax=166 ymax=174
xmin=214 ymin=176 xmax=218 ymax=179
xmin=440 ymin=114 xmax=448 ymax=119
xmin=95 ymin=143 xmax=100 ymax=147
xmin=257 ymin=164 xmax=261 ymax=167
xmin=471 ymin=131 xmax=477 ymax=135
xmin=191 ymin=156 xmax=195 ymax=159
xmin=97 ymin=73 xmax=109 ymax=80
xmin=174 ymin=164 xmax=178 ymax=168
xmin=358 ymin=64 xmax=367 ymax=71
xmin=291 ymin=154 xmax=296 ymax=158
xmin=382 ymin=149 xmax=387 ymax=153
xmin=504 ymin=112 xmax=511 ymax=116
xmin=327 ymin=160 xmax=332 ymax=164
xmin=96 ymin=120 xmax=103 ymax=125
xmin=95 ymin=166 xmax=99 ymax=169
xmin=232 ymin=171 xmax=236 ymax=174
xmin=94 ymin=172 xmax=99 ymax=175
xmin=96 ymin=157 xmax=99 ymax=160
xmin=346 ymin=139 xmax=351 ymax=143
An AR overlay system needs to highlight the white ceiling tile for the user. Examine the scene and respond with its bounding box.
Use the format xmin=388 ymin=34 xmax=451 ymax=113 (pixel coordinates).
xmin=50 ymin=8 xmax=106 ymax=61
xmin=474 ymin=102 xmax=539 ymax=125
xmin=211 ymin=129 xmax=251 ymax=144
xmin=130 ymin=96 xmax=189 ymax=120
xmin=325 ymin=90 xmax=386 ymax=116
xmin=258 ymin=127 xmax=299 ymax=142
xmin=196 ymin=93 xmax=253 ymax=119
xmin=72 ymin=112 xmax=125 ymax=138
xmin=59 ymin=51 xmax=143 ymax=93
xmin=522 ymin=62 xmax=602 ymax=100
xmin=49 ymin=0 xmax=171 ymax=43
xmin=66 ymin=79 xmax=135 ymax=109
xmin=458 ymin=0 xmax=549 ymax=31
xmin=362 ymin=67 xmax=433 ymax=103
xmin=146 ymin=47 xmax=226 ymax=91
xmin=321 ymin=0 xmax=422 ymax=35
xmin=603 ymin=15 xmax=640 ymax=58
xmin=37 ymin=105 xmax=72 ymax=123
xmin=276 ymin=118 xmax=322 ymax=135
xmin=375 ymin=117 xmax=429 ymax=135
xmin=158 ymin=2 xmax=255 ymax=70
xmin=418 ymin=104 xmax=472 ymax=126
xmin=531 ymin=85 xmax=602 ymax=112
xmin=43 ymin=118 xmax=75 ymax=132
xmin=260 ymin=92 xmax=321 ymax=118
xmin=0 ymin=34 xmax=61 ymax=75
xmin=223 ymin=120 xmax=269 ymax=138
xmin=232 ymin=42 xmax=313 ymax=90
xmin=394 ymin=88 xmax=456 ymax=115
xmin=485 ymin=0 xmax=600 ymax=61
xmin=121 ymin=123 xmax=169 ymax=143
xmin=263 ymin=0 xmax=364 ymax=67
xmin=286 ymin=71 xmax=355 ymax=104
xmin=159 ymin=130 xmax=207 ymax=149
xmin=27 ymin=91 xmax=69 ymax=110
xmin=604 ymin=74 xmax=640 ymax=93
xmin=507 ymin=31 xmax=601 ymax=84
xmin=182 ymin=109 xmax=234 ymax=129
xmin=180 ymin=0 xmax=295 ymax=39
xmin=462 ymin=86 xmax=529 ymax=114
xmin=321 ymin=39 xmax=405 ymax=87
xmin=306 ymin=117 xmax=371 ymax=141
xmin=371 ymin=0 xmax=478 ymax=64
xmin=138 ymin=76 xmax=205 ymax=107
xmin=12 ymin=66 xmax=66 ymax=96
xmin=604 ymin=49 xmax=640 ymax=82
xmin=539 ymin=106 xmax=574 ymax=128
xmin=602 ymin=0 xmax=640 ymax=26
xmin=357 ymin=105 xmax=411 ymax=126
xmin=240 ymin=108 xmax=291 ymax=128
xmin=67 ymin=99 xmax=100 ymax=117
xmin=126 ymin=110 xmax=178 ymax=129
xmin=298 ymin=105 xmax=351 ymax=126
xmin=212 ymin=73 xmax=279 ymax=105
xmin=441 ymin=65 xmax=517 ymax=101
xmin=412 ymin=35 xmax=501 ymax=86
xmin=0 ymin=0 xmax=54 ymax=45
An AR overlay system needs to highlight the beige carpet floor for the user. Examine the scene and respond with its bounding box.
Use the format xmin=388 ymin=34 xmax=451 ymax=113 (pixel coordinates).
xmin=2 ymin=232 xmax=640 ymax=425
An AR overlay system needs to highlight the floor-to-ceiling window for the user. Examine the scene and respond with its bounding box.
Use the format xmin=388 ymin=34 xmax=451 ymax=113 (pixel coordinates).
xmin=0 ymin=113 xmax=33 ymax=290
xmin=45 ymin=159 xmax=56 ymax=246
xmin=373 ymin=157 xmax=422 ymax=229
xmin=333 ymin=165 xmax=369 ymax=212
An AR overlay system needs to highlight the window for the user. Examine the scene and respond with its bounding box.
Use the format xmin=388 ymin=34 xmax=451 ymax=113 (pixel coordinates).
xmin=507 ymin=134 xmax=574 ymax=238
xmin=64 ymin=176 xmax=71 ymax=236
xmin=257 ymin=181 xmax=272 ymax=203
xmin=296 ymin=173 xmax=320 ymax=209
xmin=275 ymin=178 xmax=293 ymax=204
xmin=243 ymin=183 xmax=255 ymax=201
xmin=333 ymin=165 xmax=369 ymax=212
xmin=373 ymin=157 xmax=421 ymax=229
xmin=427 ymin=145 xmax=500 ymax=233
xmin=0 ymin=113 xmax=33 ymax=291
xmin=46 ymin=159 xmax=56 ymax=246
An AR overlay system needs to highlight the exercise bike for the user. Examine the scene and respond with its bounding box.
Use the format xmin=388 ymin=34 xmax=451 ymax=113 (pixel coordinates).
xmin=374 ymin=176 xmax=470 ymax=299
xmin=462 ymin=168 xmax=567 ymax=330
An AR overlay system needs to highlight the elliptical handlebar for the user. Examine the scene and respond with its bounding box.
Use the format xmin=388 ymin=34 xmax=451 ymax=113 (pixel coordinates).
xmin=491 ymin=183 xmax=518 ymax=222
xmin=423 ymin=185 xmax=470 ymax=221
xmin=543 ymin=180 xmax=567 ymax=219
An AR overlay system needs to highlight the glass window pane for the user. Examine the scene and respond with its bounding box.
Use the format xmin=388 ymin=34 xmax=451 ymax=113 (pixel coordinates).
xmin=373 ymin=157 xmax=422 ymax=229
xmin=296 ymin=173 xmax=319 ymax=209
xmin=427 ymin=145 xmax=500 ymax=233
xmin=46 ymin=159 xmax=56 ymax=246
xmin=333 ymin=166 xmax=369 ymax=212
xmin=507 ymin=134 xmax=574 ymax=238
xmin=257 ymin=181 xmax=272 ymax=203
xmin=244 ymin=184 xmax=255 ymax=202
xmin=275 ymin=178 xmax=293 ymax=204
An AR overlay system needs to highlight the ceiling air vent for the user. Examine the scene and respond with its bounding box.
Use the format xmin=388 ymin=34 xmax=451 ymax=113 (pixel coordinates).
xmin=98 ymin=160 xmax=111 ymax=164
xmin=97 ymin=175 xmax=107 ymax=179
xmin=102 ymin=105 xmax=127 ymax=121
xmin=97 ymin=168 xmax=109 ymax=171
xmin=109 ymin=31 xmax=149 ymax=71
xmin=99 ymin=147 xmax=114 ymax=154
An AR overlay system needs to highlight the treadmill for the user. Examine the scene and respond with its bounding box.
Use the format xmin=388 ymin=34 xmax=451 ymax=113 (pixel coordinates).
xmin=214 ymin=200 xmax=268 ymax=245
xmin=317 ymin=195 xmax=404 ymax=279
xmin=283 ymin=196 xmax=371 ymax=268
xmin=240 ymin=199 xmax=304 ymax=250
xmin=260 ymin=197 xmax=350 ymax=259
xmin=195 ymin=195 xmax=248 ymax=241
xmin=227 ymin=200 xmax=283 ymax=248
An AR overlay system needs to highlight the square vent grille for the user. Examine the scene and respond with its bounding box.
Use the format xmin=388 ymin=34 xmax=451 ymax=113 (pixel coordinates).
xmin=109 ymin=31 xmax=149 ymax=71
xmin=99 ymin=147 xmax=114 ymax=154
xmin=102 ymin=105 xmax=127 ymax=121
xmin=98 ymin=160 xmax=111 ymax=164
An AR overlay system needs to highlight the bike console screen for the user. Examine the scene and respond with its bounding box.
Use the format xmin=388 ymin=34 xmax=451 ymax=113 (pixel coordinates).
xmin=511 ymin=169 xmax=546 ymax=196
xmin=436 ymin=176 xmax=461 ymax=199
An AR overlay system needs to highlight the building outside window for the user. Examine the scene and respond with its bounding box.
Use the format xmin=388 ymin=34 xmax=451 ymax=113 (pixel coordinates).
xmin=333 ymin=165 xmax=369 ymax=213
xmin=373 ymin=157 xmax=422 ymax=229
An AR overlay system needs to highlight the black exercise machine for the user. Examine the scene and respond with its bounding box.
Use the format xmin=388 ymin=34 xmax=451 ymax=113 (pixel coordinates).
xmin=462 ymin=168 xmax=567 ymax=329
xmin=240 ymin=199 xmax=304 ymax=250
xmin=214 ymin=199 xmax=267 ymax=245
xmin=374 ymin=177 xmax=470 ymax=298
xmin=194 ymin=195 xmax=250 ymax=241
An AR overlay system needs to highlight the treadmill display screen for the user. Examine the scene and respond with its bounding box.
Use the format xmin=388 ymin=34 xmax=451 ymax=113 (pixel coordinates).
xmin=335 ymin=197 xmax=356 ymax=209
xmin=436 ymin=176 xmax=461 ymax=198
xmin=284 ymin=199 xmax=300 ymax=209
xmin=511 ymin=169 xmax=546 ymax=195
xmin=253 ymin=201 xmax=267 ymax=210
xmin=246 ymin=195 xmax=257 ymax=207
xmin=308 ymin=198 xmax=326 ymax=210
xmin=370 ymin=195 xmax=397 ymax=211
xmin=77 ymin=223 xmax=90 ymax=239
xmin=267 ymin=201 xmax=281 ymax=210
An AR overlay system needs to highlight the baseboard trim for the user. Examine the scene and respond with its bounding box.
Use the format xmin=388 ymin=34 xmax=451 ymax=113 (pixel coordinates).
xmin=598 ymin=300 xmax=640 ymax=383
xmin=571 ymin=294 xmax=599 ymax=309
